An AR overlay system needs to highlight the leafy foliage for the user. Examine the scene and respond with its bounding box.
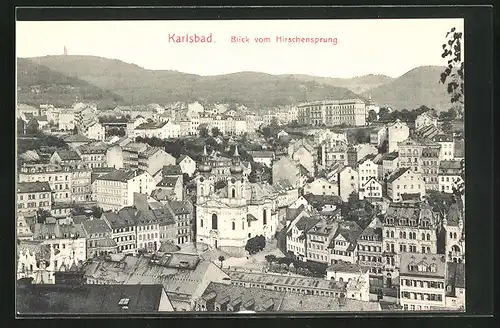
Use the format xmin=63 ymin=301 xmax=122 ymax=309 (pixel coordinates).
xmin=245 ymin=235 xmax=266 ymax=255
xmin=440 ymin=27 xmax=464 ymax=105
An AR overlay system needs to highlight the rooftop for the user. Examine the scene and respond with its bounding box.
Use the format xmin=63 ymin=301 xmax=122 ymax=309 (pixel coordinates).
xmin=82 ymin=219 xmax=111 ymax=235
xmin=16 ymin=282 xmax=168 ymax=314
xmin=399 ymin=253 xmax=446 ymax=278
xmin=249 ymin=151 xmax=275 ymax=159
xmin=327 ymin=261 xmax=367 ymax=274
xmin=53 ymin=149 xmax=82 ymax=161
xmin=227 ymin=271 xmax=346 ymax=291
xmin=17 ymin=181 xmax=51 ymax=193
xmin=82 ymin=254 xmax=219 ymax=297
xmin=386 ymin=167 xmax=411 ymax=183
xmin=157 ymin=176 xmax=181 ymax=188
xmin=96 ymin=169 xmax=140 ymax=182
xmin=135 ymin=121 xmax=167 ymax=130
xmin=162 ymin=165 xmax=182 ymax=176
xmin=446 ymin=262 xmax=465 ymax=296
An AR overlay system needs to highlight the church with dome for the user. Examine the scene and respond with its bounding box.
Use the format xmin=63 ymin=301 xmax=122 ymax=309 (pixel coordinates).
xmin=195 ymin=145 xmax=281 ymax=256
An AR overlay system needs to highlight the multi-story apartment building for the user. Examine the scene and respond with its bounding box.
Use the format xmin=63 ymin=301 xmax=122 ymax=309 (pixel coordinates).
xmin=357 ymin=217 xmax=384 ymax=286
xmin=399 ymin=253 xmax=447 ymax=311
xmin=32 ymin=220 xmax=87 ymax=266
xmin=398 ymin=139 xmax=441 ymax=190
xmin=102 ymin=208 xmax=137 ymax=254
xmin=432 ymin=134 xmax=454 ymax=161
xmin=16 ymin=182 xmax=52 ymax=216
xmin=320 ymin=140 xmax=348 ymax=168
xmin=134 ymin=120 xmax=180 ymax=139
xmin=305 ymin=218 xmax=338 ymax=264
xmin=71 ymin=166 xmax=93 ymax=203
xmin=81 ymin=218 xmax=117 ymax=258
xmin=19 ymin=164 xmax=73 ymax=203
xmin=138 ymin=147 xmax=176 ymax=178
xmin=386 ymin=168 xmax=426 ymax=203
xmin=297 ymin=99 xmax=366 ymax=126
xmin=166 ymin=200 xmax=194 ymax=245
xmin=94 ymin=169 xmax=156 ymax=211
xmin=380 ymin=151 xmax=399 ymax=181
xmin=122 ymin=142 xmax=148 ymax=169
xmin=134 ymin=209 xmax=161 ymax=252
xmin=328 ymin=221 xmax=362 ymax=264
xmin=438 ymin=160 xmax=463 ymax=194
xmin=285 ymin=208 xmax=316 ymax=261
xmin=272 ymin=156 xmax=307 ymax=189
xmin=382 ymin=202 xmax=440 ymax=287
xmin=387 ymin=119 xmax=409 ymax=153
xmin=76 ymin=143 xmax=108 ymax=169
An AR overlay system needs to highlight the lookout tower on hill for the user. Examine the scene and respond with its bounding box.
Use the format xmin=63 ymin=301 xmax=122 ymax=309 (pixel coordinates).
xmin=63 ymin=46 xmax=68 ymax=56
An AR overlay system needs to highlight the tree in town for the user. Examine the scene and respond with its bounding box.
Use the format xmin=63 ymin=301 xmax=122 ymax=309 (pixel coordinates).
xmin=245 ymin=235 xmax=266 ymax=255
xmin=199 ymin=127 xmax=209 ymax=138
xmin=26 ymin=119 xmax=40 ymax=135
xmin=378 ymin=107 xmax=391 ymax=121
xmin=367 ymin=110 xmax=378 ymax=122
xmin=440 ymin=27 xmax=464 ymax=106
xmin=211 ymin=127 xmax=221 ymax=137
xmin=265 ymin=254 xmax=277 ymax=264
xmin=91 ymin=206 xmax=103 ymax=218
xmin=441 ymin=121 xmax=453 ymax=134
xmin=218 ymin=255 xmax=225 ymax=269
xmin=36 ymin=209 xmax=51 ymax=223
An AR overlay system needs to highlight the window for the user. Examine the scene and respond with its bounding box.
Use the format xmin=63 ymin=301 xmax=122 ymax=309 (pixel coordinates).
xmin=263 ymin=209 xmax=267 ymax=225
xmin=200 ymin=219 xmax=203 ymax=228
xmin=232 ymin=222 xmax=235 ymax=230
xmin=212 ymin=214 xmax=218 ymax=230
xmin=232 ymin=188 xmax=236 ymax=198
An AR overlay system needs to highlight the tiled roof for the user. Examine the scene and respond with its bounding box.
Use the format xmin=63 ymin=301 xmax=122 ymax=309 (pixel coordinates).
xmin=331 ymin=221 xmax=362 ymax=247
xmin=139 ymin=147 xmax=162 ymax=158
xmin=82 ymin=219 xmax=111 ymax=235
xmin=162 ymin=165 xmax=182 ymax=176
xmin=77 ymin=143 xmax=108 ymax=154
xmin=16 ymin=283 xmax=167 ymax=314
xmin=17 ymin=181 xmax=51 ymax=193
xmin=382 ymin=152 xmax=399 ymax=161
xmin=82 ymin=254 xmax=215 ymax=297
xmin=295 ymin=216 xmax=321 ymax=232
xmin=54 ymin=149 xmax=82 ymax=161
xmin=33 ymin=222 xmax=85 ymax=240
xmin=167 ymin=200 xmax=192 ymax=215
xmin=96 ymin=169 xmax=139 ymax=182
xmin=386 ymin=167 xmax=410 ymax=183
xmin=157 ymin=176 xmax=180 ymax=188
xmin=150 ymin=188 xmax=175 ymax=202
xmin=176 ymin=154 xmax=190 ymax=164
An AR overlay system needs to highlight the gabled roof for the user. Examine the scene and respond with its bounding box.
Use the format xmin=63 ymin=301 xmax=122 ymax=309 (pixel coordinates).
xmin=53 ymin=149 xmax=82 ymax=161
xmin=386 ymin=167 xmax=411 ymax=183
xmin=176 ymin=154 xmax=191 ymax=164
xmin=446 ymin=262 xmax=465 ymax=294
xmin=382 ymin=151 xmax=399 ymax=161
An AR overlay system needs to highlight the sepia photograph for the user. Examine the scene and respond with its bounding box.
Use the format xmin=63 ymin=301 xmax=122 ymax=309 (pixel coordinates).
xmin=15 ymin=16 xmax=466 ymax=315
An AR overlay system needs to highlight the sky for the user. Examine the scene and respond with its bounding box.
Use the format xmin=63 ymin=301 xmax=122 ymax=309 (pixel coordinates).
xmin=16 ymin=19 xmax=463 ymax=78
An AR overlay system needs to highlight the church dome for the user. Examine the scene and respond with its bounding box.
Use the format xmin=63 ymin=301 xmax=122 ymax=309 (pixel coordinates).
xmin=198 ymin=163 xmax=212 ymax=173
xmin=230 ymin=164 xmax=243 ymax=175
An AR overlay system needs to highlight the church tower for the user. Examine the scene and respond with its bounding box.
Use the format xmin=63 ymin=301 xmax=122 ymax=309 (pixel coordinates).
xmin=196 ymin=145 xmax=214 ymax=202
xmin=226 ymin=145 xmax=246 ymax=202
